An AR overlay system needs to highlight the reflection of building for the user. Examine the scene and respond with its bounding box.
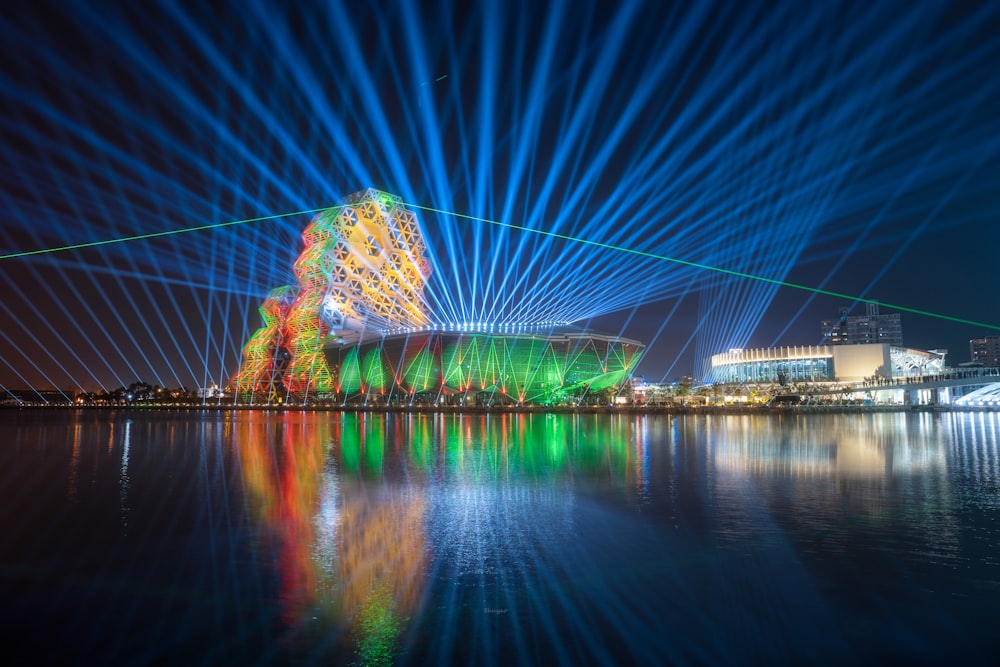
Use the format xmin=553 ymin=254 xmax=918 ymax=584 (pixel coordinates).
xmin=235 ymin=414 xmax=428 ymax=642
xmin=333 ymin=487 xmax=427 ymax=624
xmin=231 ymin=188 xmax=644 ymax=404
xmin=709 ymin=344 xmax=946 ymax=384
xmin=234 ymin=411 xmax=646 ymax=660
xmin=821 ymin=303 xmax=903 ymax=346
xmin=709 ymin=414 xmax=947 ymax=479
xmin=970 ymin=335 xmax=1000 ymax=367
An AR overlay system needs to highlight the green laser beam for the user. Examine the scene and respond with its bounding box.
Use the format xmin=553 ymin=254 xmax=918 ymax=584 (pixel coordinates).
xmin=0 ymin=205 xmax=342 ymax=261
xmin=4 ymin=198 xmax=998 ymax=333
xmin=404 ymin=202 xmax=1000 ymax=333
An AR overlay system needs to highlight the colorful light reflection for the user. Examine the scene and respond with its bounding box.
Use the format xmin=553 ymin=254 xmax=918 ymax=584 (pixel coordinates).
xmin=234 ymin=411 xmax=649 ymax=659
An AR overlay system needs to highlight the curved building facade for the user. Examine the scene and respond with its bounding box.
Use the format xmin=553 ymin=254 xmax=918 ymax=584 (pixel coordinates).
xmin=323 ymin=326 xmax=643 ymax=405
xmin=231 ymin=189 xmax=644 ymax=404
xmin=955 ymin=383 xmax=1000 ymax=407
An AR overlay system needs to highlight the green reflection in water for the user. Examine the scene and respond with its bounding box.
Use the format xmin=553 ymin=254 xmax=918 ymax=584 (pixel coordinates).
xmin=409 ymin=416 xmax=433 ymax=470
xmin=354 ymin=579 xmax=403 ymax=667
xmin=363 ymin=423 xmax=385 ymax=474
xmin=338 ymin=414 xmax=389 ymax=478
xmin=239 ymin=412 xmax=647 ymax=664
xmin=331 ymin=413 xmax=644 ymax=488
xmin=340 ymin=414 xmax=361 ymax=474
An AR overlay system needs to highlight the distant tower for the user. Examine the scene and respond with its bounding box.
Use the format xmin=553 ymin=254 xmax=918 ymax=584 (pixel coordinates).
xmin=231 ymin=189 xmax=432 ymax=398
xmin=820 ymin=302 xmax=902 ymax=345
xmin=820 ymin=308 xmax=849 ymax=345
xmin=970 ymin=335 xmax=1000 ymax=366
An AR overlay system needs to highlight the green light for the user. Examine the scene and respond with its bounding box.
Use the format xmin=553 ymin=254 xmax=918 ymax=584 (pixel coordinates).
xmin=6 ymin=198 xmax=998 ymax=333
xmin=0 ymin=205 xmax=342 ymax=261
xmin=405 ymin=202 xmax=1000 ymax=333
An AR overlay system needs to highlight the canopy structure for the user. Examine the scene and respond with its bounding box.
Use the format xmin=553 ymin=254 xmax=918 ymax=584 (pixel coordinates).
xmin=955 ymin=383 xmax=1000 ymax=407
xmin=231 ymin=188 xmax=643 ymax=404
xmin=324 ymin=327 xmax=643 ymax=406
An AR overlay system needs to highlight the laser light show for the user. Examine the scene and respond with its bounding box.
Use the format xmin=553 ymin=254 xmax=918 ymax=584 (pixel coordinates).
xmin=231 ymin=189 xmax=434 ymax=398
xmin=231 ymin=188 xmax=643 ymax=404
xmin=5 ymin=3 xmax=1000 ymax=665
xmin=1 ymin=0 xmax=999 ymax=395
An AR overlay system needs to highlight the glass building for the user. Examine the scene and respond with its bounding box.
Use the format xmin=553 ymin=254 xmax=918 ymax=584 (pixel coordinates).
xmin=709 ymin=346 xmax=835 ymax=384
xmin=709 ymin=344 xmax=946 ymax=384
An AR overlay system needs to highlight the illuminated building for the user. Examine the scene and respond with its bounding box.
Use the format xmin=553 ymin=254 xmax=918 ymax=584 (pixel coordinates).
xmin=969 ymin=335 xmax=1000 ymax=367
xmin=709 ymin=343 xmax=946 ymax=384
xmin=324 ymin=325 xmax=643 ymax=405
xmin=955 ymin=383 xmax=1000 ymax=407
xmin=232 ymin=188 xmax=644 ymax=404
xmin=821 ymin=303 xmax=903 ymax=346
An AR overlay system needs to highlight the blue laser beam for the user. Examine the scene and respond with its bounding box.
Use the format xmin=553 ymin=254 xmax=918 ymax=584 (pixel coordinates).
xmin=3 ymin=0 xmax=999 ymax=392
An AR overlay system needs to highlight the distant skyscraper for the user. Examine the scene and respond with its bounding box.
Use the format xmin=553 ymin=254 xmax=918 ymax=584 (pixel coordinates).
xmin=969 ymin=335 xmax=1000 ymax=366
xmin=821 ymin=303 xmax=902 ymax=346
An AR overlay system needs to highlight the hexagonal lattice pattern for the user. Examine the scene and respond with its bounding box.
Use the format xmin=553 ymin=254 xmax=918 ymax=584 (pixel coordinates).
xmin=232 ymin=189 xmax=433 ymax=397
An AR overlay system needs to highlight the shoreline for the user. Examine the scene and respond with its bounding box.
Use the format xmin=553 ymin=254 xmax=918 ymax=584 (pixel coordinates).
xmin=2 ymin=404 xmax=995 ymax=415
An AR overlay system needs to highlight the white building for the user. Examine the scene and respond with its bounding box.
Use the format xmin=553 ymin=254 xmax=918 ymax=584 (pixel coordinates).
xmin=709 ymin=344 xmax=946 ymax=384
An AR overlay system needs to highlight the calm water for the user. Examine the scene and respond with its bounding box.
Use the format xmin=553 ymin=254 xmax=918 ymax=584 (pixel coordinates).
xmin=1 ymin=410 xmax=998 ymax=666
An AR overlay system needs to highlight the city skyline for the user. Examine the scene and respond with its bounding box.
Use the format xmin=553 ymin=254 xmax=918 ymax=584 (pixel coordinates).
xmin=2 ymin=1 xmax=999 ymax=392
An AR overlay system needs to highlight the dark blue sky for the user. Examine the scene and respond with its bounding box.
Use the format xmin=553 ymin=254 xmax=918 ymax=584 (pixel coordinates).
xmin=1 ymin=0 xmax=999 ymax=390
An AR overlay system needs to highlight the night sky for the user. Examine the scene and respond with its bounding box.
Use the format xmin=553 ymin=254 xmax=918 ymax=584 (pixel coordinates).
xmin=2 ymin=0 xmax=999 ymax=392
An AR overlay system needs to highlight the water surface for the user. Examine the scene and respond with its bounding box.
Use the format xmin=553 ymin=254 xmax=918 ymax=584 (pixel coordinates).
xmin=1 ymin=410 xmax=998 ymax=665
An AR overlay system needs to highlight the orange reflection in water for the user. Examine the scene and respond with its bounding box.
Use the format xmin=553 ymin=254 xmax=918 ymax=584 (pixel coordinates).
xmin=334 ymin=482 xmax=426 ymax=621
xmin=237 ymin=415 xmax=326 ymax=625
xmin=233 ymin=409 xmax=653 ymax=655
xmin=235 ymin=412 xmax=427 ymax=638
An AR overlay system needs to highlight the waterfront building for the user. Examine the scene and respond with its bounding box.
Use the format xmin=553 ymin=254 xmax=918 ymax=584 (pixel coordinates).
xmin=955 ymin=383 xmax=1000 ymax=407
xmin=323 ymin=325 xmax=642 ymax=405
xmin=2 ymin=388 xmax=75 ymax=405
xmin=709 ymin=343 xmax=945 ymax=384
xmin=231 ymin=189 xmax=644 ymax=405
xmin=969 ymin=335 xmax=1000 ymax=367
xmin=821 ymin=303 xmax=903 ymax=346
xmin=196 ymin=385 xmax=226 ymax=399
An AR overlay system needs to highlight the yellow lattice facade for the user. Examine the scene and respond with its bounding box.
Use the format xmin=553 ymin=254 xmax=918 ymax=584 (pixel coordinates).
xmin=231 ymin=189 xmax=432 ymax=398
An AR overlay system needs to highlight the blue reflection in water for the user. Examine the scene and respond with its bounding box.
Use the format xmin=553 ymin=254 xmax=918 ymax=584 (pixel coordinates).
xmin=0 ymin=410 xmax=998 ymax=665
